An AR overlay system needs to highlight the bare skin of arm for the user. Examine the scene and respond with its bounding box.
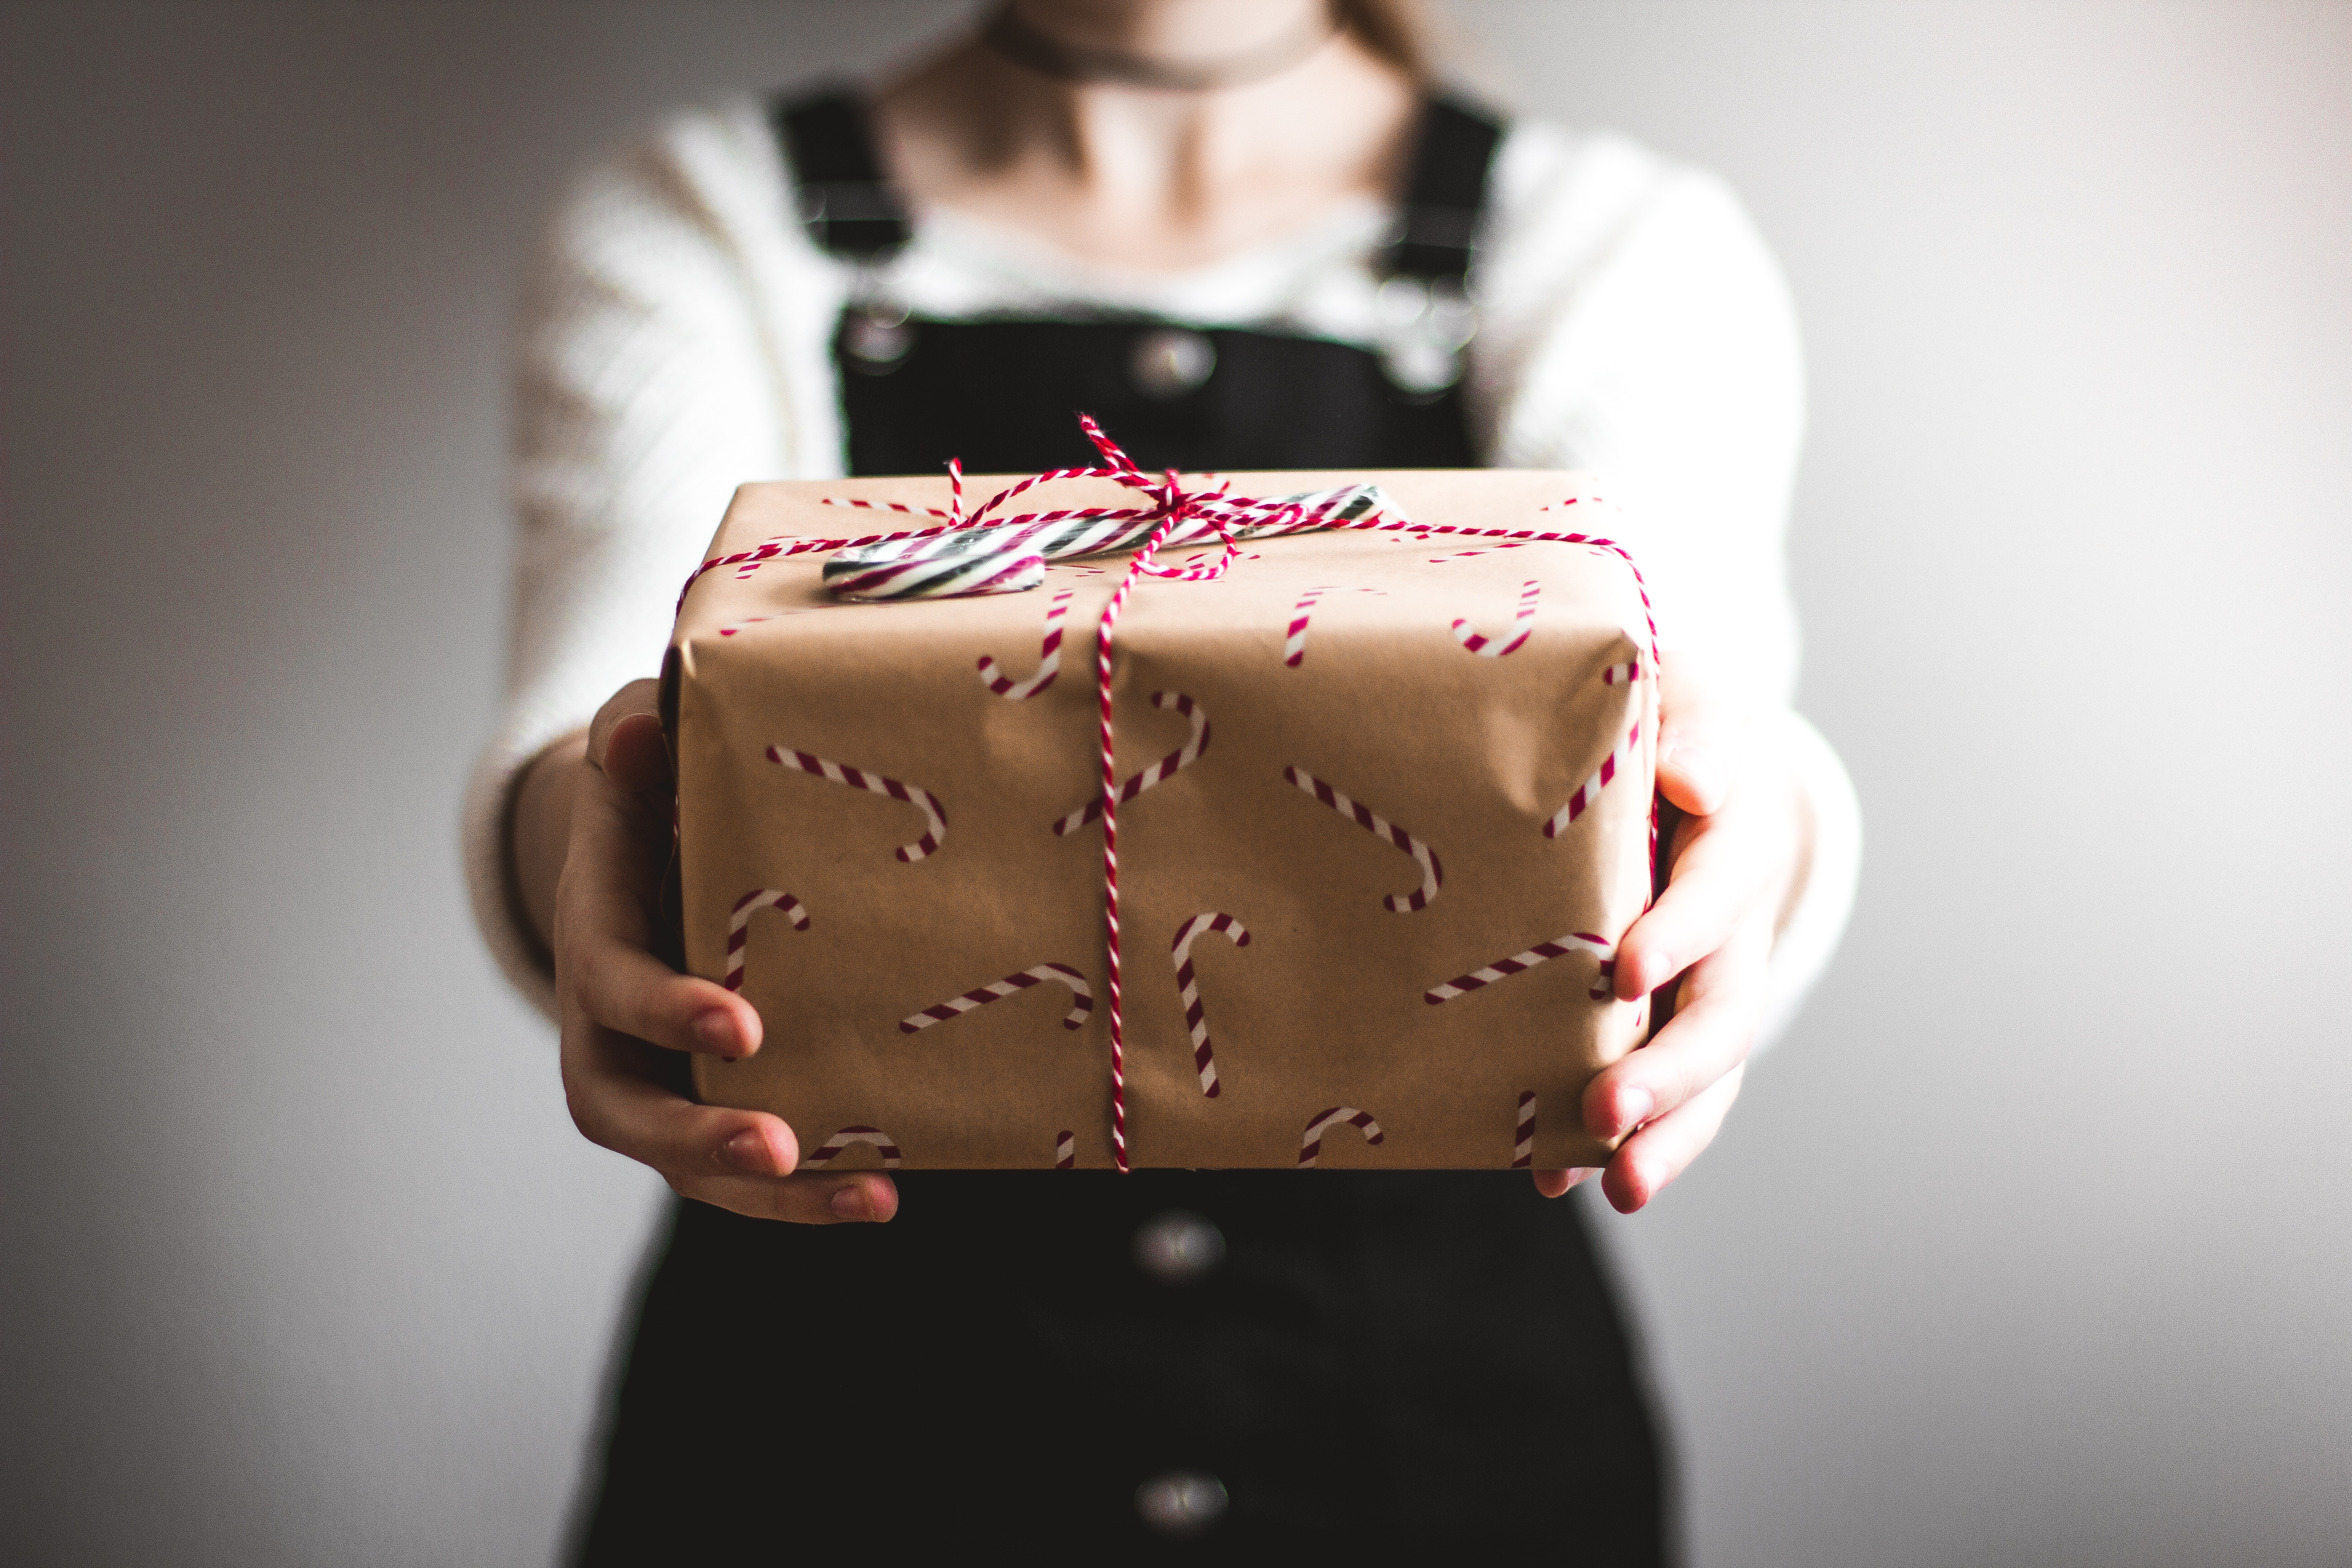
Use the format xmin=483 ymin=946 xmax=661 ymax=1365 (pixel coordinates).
xmin=512 ymin=0 xmax=1814 ymax=1220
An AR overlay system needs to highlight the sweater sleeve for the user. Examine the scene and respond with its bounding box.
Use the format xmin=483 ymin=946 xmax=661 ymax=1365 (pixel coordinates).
xmin=460 ymin=99 xmax=846 ymax=1023
xmin=1470 ymin=123 xmax=1862 ymax=1050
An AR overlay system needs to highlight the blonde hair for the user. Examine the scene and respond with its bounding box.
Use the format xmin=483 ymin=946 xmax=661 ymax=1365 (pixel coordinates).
xmin=1334 ymin=0 xmax=1436 ymax=80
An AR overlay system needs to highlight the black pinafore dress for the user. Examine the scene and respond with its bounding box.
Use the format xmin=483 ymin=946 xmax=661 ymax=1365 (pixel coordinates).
xmin=576 ymin=91 xmax=1669 ymax=1564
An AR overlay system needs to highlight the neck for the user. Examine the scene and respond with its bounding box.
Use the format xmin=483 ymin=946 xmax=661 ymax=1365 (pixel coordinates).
xmin=1005 ymin=0 xmax=1333 ymax=69
xmin=983 ymin=0 xmax=1345 ymax=191
xmin=984 ymin=6 xmax=1333 ymax=92
xmin=873 ymin=1 xmax=1417 ymax=272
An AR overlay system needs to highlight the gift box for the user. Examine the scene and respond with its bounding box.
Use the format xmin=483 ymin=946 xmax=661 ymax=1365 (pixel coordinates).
xmin=666 ymin=461 xmax=1658 ymax=1171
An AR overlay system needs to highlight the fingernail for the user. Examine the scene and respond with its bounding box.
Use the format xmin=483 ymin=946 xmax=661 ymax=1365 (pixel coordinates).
xmin=1614 ymin=1088 xmax=1655 ymax=1138
xmin=830 ymin=1185 xmax=871 ymax=1221
xmin=1632 ymin=951 xmax=1672 ymax=997
xmin=719 ymin=1128 xmax=771 ymax=1174
xmin=1666 ymin=740 xmax=1724 ymax=802
xmin=692 ymin=1009 xmax=740 ymax=1056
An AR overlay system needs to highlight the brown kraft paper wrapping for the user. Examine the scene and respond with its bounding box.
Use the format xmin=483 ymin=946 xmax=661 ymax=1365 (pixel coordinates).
xmin=670 ymin=469 xmax=1657 ymax=1171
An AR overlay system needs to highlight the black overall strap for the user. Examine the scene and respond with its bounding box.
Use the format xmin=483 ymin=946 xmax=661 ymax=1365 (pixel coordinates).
xmin=1387 ymin=94 xmax=1503 ymax=284
xmin=774 ymin=89 xmax=911 ymax=260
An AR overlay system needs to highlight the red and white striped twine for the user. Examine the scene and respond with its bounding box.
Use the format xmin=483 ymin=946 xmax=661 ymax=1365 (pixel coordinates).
xmin=803 ymin=1126 xmax=902 ymax=1170
xmin=977 ymin=588 xmax=1074 ymax=699
xmin=1171 ymin=913 xmax=1251 ymax=1098
xmin=1543 ymin=721 xmax=1642 ymax=839
xmin=1093 ymin=508 xmax=1189 ymax=1170
xmin=1054 ymin=1131 xmax=1076 ymax=1169
xmin=1282 ymin=765 xmax=1443 ymax=912
xmin=899 ymin=962 xmax=1094 ymax=1034
xmin=1052 ymin=690 xmax=1207 ymax=837
xmin=723 ymin=888 xmax=807 ymax=992
xmin=680 ymin=414 xmax=1660 ymax=1172
xmin=1298 ymin=1106 xmax=1386 ymax=1168
xmin=1513 ymin=1090 xmax=1537 ymax=1169
xmin=1602 ymin=657 xmax=1642 ymax=685
xmin=1425 ymin=931 xmax=1616 ymax=1006
xmin=1451 ymin=579 xmax=1541 ymax=657
xmin=763 ymin=747 xmax=946 ymax=862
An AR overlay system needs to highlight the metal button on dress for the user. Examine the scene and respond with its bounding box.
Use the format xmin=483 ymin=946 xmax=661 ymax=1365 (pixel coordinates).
xmin=1374 ymin=274 xmax=1477 ymax=397
xmin=1135 ymin=1470 xmax=1228 ymax=1537
xmin=1129 ymin=327 xmax=1217 ymax=399
xmin=1132 ymin=1209 xmax=1225 ymax=1284
xmin=842 ymin=302 xmax=916 ymax=372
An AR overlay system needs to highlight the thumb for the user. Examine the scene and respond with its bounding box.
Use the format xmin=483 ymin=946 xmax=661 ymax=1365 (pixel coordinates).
xmin=585 ymin=678 xmax=672 ymax=800
xmin=1653 ymin=648 xmax=1747 ymax=816
xmin=602 ymin=711 xmax=674 ymax=799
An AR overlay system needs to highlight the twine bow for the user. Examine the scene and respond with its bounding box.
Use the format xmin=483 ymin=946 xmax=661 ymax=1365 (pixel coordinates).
xmin=677 ymin=415 xmax=1661 ymax=1172
xmin=818 ymin=418 xmax=1390 ymax=600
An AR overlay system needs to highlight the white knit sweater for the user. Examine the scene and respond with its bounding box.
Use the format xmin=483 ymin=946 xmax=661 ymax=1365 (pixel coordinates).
xmin=463 ymin=96 xmax=1862 ymax=1043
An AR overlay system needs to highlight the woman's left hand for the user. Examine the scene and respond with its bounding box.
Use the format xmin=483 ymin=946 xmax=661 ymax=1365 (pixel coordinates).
xmin=1534 ymin=652 xmax=1811 ymax=1212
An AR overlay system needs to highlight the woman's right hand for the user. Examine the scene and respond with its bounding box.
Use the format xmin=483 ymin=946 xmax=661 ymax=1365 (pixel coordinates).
xmin=536 ymin=678 xmax=899 ymax=1224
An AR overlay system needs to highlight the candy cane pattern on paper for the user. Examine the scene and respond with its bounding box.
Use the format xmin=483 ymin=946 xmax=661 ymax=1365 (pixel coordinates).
xmin=1281 ymin=585 xmax=1383 ymax=667
xmin=1054 ymin=1132 xmax=1076 ymax=1169
xmin=1283 ymin=586 xmax=1330 ymax=666
xmin=1513 ymin=1091 xmax=1537 ymax=1170
xmin=1451 ymin=579 xmax=1541 ymax=657
xmin=1052 ymin=691 xmax=1207 ymax=836
xmin=764 ymin=747 xmax=947 ymax=862
xmin=1425 ymin=932 xmax=1616 ymax=1005
xmin=718 ymin=612 xmax=810 ymax=637
xmin=1542 ymin=721 xmax=1642 ymax=839
xmin=1427 ymin=542 xmax=1535 ymax=564
xmin=723 ymin=889 xmax=808 ymax=992
xmin=1282 ymin=765 xmax=1443 ymax=912
xmin=1171 ymin=914 xmax=1251 ymax=1097
xmin=1298 ymin=1106 xmax=1385 ymax=1168
xmin=803 ymin=1126 xmax=902 ymax=1170
xmin=976 ymin=588 xmax=1074 ymax=699
xmin=899 ymin=962 xmax=1094 ymax=1034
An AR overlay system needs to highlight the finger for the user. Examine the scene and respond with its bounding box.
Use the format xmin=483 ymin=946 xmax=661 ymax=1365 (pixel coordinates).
xmin=564 ymin=746 xmax=674 ymax=908
xmin=1531 ymin=1167 xmax=1599 ymax=1199
xmin=601 ymin=710 xmax=673 ymax=799
xmin=1601 ymin=1064 xmax=1744 ymax=1213
xmin=567 ymin=921 xmax=760 ymax=1057
xmin=1652 ymin=648 xmax=1750 ymax=816
xmin=1587 ymin=915 xmax=1770 ymax=1140
xmin=563 ymin=1025 xmax=788 ymax=1161
xmin=1613 ymin=792 xmax=1778 ymax=1000
xmin=559 ymin=764 xmax=760 ymax=1057
xmin=675 ymin=1170 xmax=902 ymax=1226
xmin=586 ymin=678 xmax=662 ymax=770
xmin=562 ymin=1032 xmax=897 ymax=1224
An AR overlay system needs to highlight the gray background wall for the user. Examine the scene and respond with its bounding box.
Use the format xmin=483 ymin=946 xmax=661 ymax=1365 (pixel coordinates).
xmin=4 ymin=2 xmax=2347 ymax=1563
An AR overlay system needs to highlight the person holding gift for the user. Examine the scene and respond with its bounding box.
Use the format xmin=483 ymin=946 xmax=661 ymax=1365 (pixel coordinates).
xmin=464 ymin=0 xmax=1861 ymax=1557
